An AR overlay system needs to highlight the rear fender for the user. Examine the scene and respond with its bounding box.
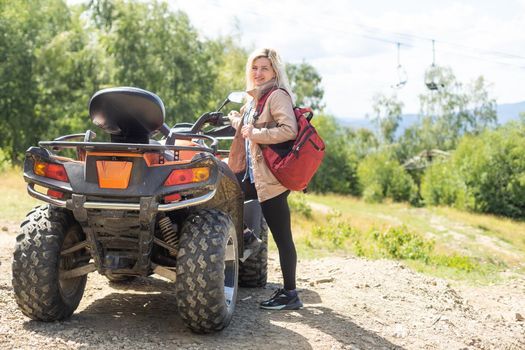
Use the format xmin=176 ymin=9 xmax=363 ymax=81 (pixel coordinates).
xmin=194 ymin=161 xmax=244 ymax=255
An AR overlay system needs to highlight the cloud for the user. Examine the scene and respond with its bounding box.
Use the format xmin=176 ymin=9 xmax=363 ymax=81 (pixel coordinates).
xmin=171 ymin=0 xmax=525 ymax=119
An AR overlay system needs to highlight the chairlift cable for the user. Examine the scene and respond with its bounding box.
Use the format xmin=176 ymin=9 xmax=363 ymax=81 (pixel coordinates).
xmin=204 ymin=1 xmax=525 ymax=68
xmin=397 ymin=42 xmax=401 ymax=67
xmin=432 ymin=40 xmax=436 ymax=66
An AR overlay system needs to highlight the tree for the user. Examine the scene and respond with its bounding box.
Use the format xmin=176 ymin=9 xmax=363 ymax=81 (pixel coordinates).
xmin=417 ymin=66 xmax=497 ymax=151
xmin=0 ymin=0 xmax=72 ymax=163
xmin=308 ymin=114 xmax=359 ymax=195
xmin=370 ymin=92 xmax=403 ymax=144
xmin=286 ymin=61 xmax=324 ymax=111
xmin=204 ymin=33 xmax=248 ymax=104
xmin=420 ymin=121 xmax=525 ymax=218
xmin=97 ymin=0 xmax=218 ymax=124
xmin=33 ymin=5 xmax=109 ymax=139
xmin=357 ymin=150 xmax=417 ymax=203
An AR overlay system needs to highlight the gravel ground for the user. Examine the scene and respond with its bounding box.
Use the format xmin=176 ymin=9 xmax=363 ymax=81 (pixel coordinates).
xmin=0 ymin=220 xmax=524 ymax=350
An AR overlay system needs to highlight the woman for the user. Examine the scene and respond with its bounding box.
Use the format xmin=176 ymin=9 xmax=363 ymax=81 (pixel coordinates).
xmin=228 ymin=48 xmax=302 ymax=310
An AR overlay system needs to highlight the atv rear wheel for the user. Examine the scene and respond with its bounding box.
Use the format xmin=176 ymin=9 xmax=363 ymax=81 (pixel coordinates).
xmin=12 ymin=205 xmax=88 ymax=321
xmin=175 ymin=209 xmax=238 ymax=333
xmin=239 ymin=216 xmax=268 ymax=287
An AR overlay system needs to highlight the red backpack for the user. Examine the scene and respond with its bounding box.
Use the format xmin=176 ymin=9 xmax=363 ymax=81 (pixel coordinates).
xmin=254 ymin=88 xmax=325 ymax=191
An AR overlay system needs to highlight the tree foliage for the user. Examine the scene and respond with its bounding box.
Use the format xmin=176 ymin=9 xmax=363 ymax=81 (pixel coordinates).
xmin=370 ymin=92 xmax=403 ymax=144
xmin=308 ymin=114 xmax=359 ymax=195
xmin=417 ymin=66 xmax=497 ymax=151
xmin=421 ymin=122 xmax=525 ymax=218
xmin=0 ymin=0 xmax=72 ymax=162
xmin=0 ymin=0 xmax=326 ymax=163
xmin=3 ymin=0 xmax=516 ymax=219
xmin=286 ymin=61 xmax=324 ymax=111
xmin=357 ymin=150 xmax=417 ymax=203
xmin=99 ymin=1 xmax=217 ymax=124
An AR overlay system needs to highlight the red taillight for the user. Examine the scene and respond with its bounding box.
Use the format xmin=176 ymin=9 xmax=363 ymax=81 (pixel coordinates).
xmin=34 ymin=161 xmax=69 ymax=182
xmin=164 ymin=167 xmax=210 ymax=186
xmin=47 ymin=189 xmax=64 ymax=199
xmin=163 ymin=193 xmax=182 ymax=203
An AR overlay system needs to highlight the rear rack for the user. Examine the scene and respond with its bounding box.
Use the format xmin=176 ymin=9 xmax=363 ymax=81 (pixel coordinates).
xmin=40 ymin=131 xmax=218 ymax=154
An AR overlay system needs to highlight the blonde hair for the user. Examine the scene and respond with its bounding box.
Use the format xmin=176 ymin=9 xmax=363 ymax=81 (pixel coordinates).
xmin=245 ymin=48 xmax=295 ymax=103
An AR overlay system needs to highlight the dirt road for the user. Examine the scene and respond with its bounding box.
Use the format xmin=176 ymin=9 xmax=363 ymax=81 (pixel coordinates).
xmin=0 ymin=220 xmax=523 ymax=350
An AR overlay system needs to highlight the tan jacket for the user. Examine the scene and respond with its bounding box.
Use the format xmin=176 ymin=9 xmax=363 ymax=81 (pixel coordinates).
xmin=228 ymin=82 xmax=298 ymax=202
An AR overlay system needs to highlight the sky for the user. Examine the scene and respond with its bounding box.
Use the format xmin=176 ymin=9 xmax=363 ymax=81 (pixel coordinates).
xmin=171 ymin=0 xmax=525 ymax=121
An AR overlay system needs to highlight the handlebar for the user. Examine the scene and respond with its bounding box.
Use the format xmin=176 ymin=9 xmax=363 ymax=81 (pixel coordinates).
xmin=190 ymin=112 xmax=225 ymax=134
xmin=163 ymin=110 xmax=233 ymax=154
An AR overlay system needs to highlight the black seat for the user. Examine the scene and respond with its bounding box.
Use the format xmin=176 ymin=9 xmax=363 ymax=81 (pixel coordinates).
xmin=89 ymin=87 xmax=165 ymax=144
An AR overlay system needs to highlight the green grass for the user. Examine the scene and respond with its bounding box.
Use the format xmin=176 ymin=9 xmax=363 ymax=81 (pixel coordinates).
xmin=287 ymin=192 xmax=525 ymax=284
xmin=1 ymin=167 xmax=523 ymax=284
xmin=1 ymin=167 xmax=39 ymax=221
xmin=432 ymin=206 xmax=525 ymax=252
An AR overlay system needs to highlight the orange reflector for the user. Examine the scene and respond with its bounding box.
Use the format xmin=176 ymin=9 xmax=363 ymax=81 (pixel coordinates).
xmin=34 ymin=161 xmax=47 ymax=176
xmin=164 ymin=167 xmax=210 ymax=186
xmin=47 ymin=189 xmax=64 ymax=199
xmin=96 ymin=161 xmax=133 ymax=189
xmin=163 ymin=193 xmax=182 ymax=203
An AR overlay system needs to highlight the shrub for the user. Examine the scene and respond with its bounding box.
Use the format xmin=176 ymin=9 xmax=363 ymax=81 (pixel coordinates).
xmin=308 ymin=115 xmax=360 ymax=195
xmin=312 ymin=220 xmax=357 ymax=248
xmin=288 ymin=193 xmax=312 ymax=218
xmin=371 ymin=225 xmax=434 ymax=261
xmin=421 ymin=160 xmax=464 ymax=207
xmin=429 ymin=254 xmax=477 ymax=272
xmin=357 ymin=151 xmax=417 ymax=203
xmin=419 ymin=122 xmax=525 ymax=218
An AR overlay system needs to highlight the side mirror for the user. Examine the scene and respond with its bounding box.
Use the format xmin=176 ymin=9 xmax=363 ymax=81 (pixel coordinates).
xmin=217 ymin=91 xmax=246 ymax=112
xmin=227 ymin=91 xmax=245 ymax=104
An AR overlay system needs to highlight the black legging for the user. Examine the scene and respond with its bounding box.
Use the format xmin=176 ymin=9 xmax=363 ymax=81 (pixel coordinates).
xmin=236 ymin=173 xmax=297 ymax=291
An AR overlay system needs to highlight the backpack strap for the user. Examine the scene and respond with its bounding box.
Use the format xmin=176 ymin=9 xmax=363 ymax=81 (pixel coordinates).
xmin=253 ymin=87 xmax=315 ymax=123
xmin=297 ymin=107 xmax=314 ymax=122
xmin=253 ymin=87 xmax=278 ymax=125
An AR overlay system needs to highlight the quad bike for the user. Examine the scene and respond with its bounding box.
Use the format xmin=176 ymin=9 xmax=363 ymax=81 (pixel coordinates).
xmin=12 ymin=87 xmax=268 ymax=333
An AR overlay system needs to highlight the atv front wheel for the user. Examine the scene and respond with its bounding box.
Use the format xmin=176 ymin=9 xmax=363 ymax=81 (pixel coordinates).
xmin=12 ymin=205 xmax=88 ymax=321
xmin=175 ymin=209 xmax=238 ymax=333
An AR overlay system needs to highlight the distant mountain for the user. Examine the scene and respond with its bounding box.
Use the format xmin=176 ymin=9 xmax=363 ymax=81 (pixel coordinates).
xmin=337 ymin=101 xmax=525 ymax=133
xmin=495 ymin=101 xmax=525 ymax=124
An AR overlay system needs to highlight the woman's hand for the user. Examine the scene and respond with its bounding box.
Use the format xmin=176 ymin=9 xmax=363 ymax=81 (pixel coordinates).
xmin=228 ymin=110 xmax=240 ymax=123
xmin=241 ymin=124 xmax=254 ymax=139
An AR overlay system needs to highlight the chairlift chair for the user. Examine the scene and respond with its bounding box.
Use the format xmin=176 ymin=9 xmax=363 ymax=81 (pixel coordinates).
xmin=425 ymin=40 xmax=445 ymax=91
xmin=392 ymin=42 xmax=407 ymax=89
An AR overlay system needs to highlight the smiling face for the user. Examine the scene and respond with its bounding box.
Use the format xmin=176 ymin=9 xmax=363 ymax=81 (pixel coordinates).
xmin=251 ymin=57 xmax=276 ymax=87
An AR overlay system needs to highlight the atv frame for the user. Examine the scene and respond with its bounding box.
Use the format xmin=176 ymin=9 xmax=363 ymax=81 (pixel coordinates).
xmin=12 ymin=87 xmax=267 ymax=333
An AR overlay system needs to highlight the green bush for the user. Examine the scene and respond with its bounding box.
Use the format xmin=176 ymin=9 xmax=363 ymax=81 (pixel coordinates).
xmin=308 ymin=115 xmax=360 ymax=195
xmin=307 ymin=218 xmax=493 ymax=277
xmin=0 ymin=150 xmax=12 ymax=172
xmin=357 ymin=151 xmax=417 ymax=203
xmin=421 ymin=160 xmax=465 ymax=207
xmin=372 ymin=226 xmax=434 ymax=261
xmin=311 ymin=219 xmax=359 ymax=248
xmin=288 ymin=193 xmax=312 ymax=218
xmin=420 ymin=122 xmax=525 ymax=218
xmin=429 ymin=254 xmax=477 ymax=272
xmin=456 ymin=125 xmax=525 ymax=217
